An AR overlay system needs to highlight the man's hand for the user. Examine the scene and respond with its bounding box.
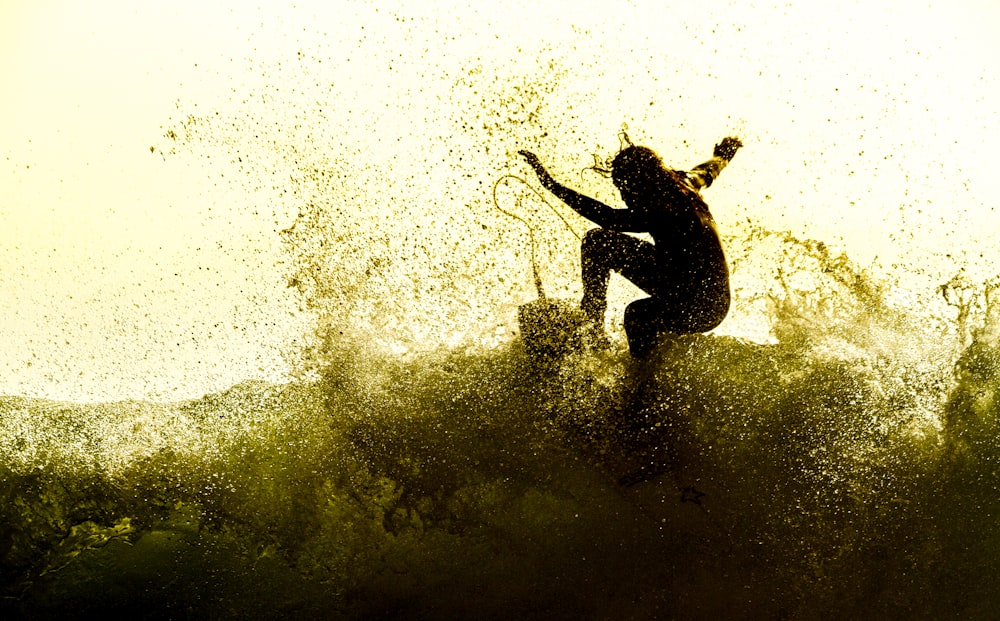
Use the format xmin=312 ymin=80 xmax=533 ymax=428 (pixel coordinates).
xmin=518 ymin=150 xmax=555 ymax=189
xmin=713 ymin=137 xmax=743 ymax=161
xmin=518 ymin=150 xmax=542 ymax=170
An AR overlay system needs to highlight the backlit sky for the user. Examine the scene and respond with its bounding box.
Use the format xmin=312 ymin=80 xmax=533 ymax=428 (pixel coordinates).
xmin=2 ymin=0 xmax=999 ymax=401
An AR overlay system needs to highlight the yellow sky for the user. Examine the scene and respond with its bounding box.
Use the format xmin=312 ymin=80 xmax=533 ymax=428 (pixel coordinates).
xmin=2 ymin=0 xmax=999 ymax=401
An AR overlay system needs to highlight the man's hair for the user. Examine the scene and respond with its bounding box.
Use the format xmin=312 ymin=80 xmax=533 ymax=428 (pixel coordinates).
xmin=610 ymin=145 xmax=711 ymax=218
xmin=610 ymin=145 xmax=665 ymax=190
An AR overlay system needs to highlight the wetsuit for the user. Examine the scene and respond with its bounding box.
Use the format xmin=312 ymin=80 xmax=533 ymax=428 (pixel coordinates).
xmin=522 ymin=145 xmax=735 ymax=357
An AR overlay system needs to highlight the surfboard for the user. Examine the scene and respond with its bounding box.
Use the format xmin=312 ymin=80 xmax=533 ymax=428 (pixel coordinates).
xmin=517 ymin=298 xmax=587 ymax=370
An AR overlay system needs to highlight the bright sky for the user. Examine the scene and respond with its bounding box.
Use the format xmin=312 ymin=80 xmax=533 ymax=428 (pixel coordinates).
xmin=2 ymin=0 xmax=999 ymax=401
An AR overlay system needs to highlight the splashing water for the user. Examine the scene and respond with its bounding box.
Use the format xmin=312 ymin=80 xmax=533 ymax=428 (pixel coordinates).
xmin=4 ymin=209 xmax=1000 ymax=619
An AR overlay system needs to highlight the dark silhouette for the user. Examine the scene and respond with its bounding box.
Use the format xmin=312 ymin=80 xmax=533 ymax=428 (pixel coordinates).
xmin=519 ymin=133 xmax=742 ymax=357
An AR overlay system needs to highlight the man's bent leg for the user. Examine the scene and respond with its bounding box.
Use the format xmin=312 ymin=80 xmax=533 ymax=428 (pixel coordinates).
xmin=625 ymin=294 xmax=729 ymax=357
xmin=580 ymin=228 xmax=657 ymax=324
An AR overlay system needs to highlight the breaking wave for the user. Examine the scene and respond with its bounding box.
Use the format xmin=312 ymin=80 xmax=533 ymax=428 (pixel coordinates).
xmin=3 ymin=221 xmax=1000 ymax=619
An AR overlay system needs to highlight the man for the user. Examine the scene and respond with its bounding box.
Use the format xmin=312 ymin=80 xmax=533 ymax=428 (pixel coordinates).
xmin=519 ymin=132 xmax=742 ymax=357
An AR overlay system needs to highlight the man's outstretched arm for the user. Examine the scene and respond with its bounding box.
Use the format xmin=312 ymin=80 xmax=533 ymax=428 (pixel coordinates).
xmin=518 ymin=150 xmax=645 ymax=232
xmin=686 ymin=137 xmax=742 ymax=191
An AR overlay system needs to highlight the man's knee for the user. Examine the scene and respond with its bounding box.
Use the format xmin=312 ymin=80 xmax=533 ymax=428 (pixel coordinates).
xmin=581 ymin=227 xmax=614 ymax=254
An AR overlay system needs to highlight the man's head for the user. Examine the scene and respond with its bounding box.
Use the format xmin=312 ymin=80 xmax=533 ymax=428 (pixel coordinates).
xmin=603 ymin=141 xmax=707 ymax=218
xmin=586 ymin=130 xmax=683 ymax=211
xmin=610 ymin=145 xmax=665 ymax=197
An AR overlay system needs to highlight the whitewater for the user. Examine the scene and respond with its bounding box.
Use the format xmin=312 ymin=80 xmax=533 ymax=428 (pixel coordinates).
xmin=3 ymin=214 xmax=1000 ymax=618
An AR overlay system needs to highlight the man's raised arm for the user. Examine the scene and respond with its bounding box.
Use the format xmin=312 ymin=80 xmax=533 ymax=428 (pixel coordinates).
xmin=685 ymin=136 xmax=742 ymax=191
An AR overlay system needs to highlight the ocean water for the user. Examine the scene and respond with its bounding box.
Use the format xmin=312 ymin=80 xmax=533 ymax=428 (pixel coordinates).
xmin=3 ymin=226 xmax=999 ymax=620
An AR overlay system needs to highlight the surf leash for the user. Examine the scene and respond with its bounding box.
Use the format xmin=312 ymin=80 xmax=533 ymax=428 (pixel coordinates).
xmin=490 ymin=173 xmax=582 ymax=301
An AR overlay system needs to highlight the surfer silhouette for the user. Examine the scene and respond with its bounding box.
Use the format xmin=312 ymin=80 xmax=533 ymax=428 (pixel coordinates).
xmin=519 ymin=132 xmax=741 ymax=357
